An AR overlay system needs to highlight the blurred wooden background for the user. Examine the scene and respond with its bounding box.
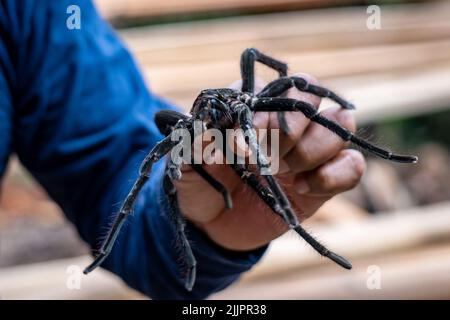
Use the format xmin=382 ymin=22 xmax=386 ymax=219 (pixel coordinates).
xmin=1 ymin=0 xmax=450 ymax=299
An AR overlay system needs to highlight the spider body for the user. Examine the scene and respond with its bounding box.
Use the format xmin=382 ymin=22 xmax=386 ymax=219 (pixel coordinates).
xmin=84 ymin=48 xmax=418 ymax=292
xmin=192 ymin=88 xmax=242 ymax=128
xmin=155 ymin=88 xmax=248 ymax=137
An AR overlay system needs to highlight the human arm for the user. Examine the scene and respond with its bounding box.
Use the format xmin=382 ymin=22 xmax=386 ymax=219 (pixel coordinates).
xmin=0 ymin=0 xmax=266 ymax=299
xmin=1 ymin=0 xmax=365 ymax=299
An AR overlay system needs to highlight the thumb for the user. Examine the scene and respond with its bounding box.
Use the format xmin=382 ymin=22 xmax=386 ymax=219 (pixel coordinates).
xmin=175 ymin=158 xmax=241 ymax=223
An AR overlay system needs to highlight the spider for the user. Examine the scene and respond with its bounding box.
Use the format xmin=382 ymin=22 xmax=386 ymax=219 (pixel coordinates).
xmin=83 ymin=48 xmax=418 ymax=291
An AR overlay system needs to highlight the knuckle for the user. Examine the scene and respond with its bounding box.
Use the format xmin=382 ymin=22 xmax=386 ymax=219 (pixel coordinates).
xmin=316 ymin=167 xmax=336 ymax=191
xmin=294 ymin=143 xmax=318 ymax=171
xmin=282 ymin=118 xmax=305 ymax=144
xmin=347 ymin=150 xmax=366 ymax=180
xmin=334 ymin=151 xmax=366 ymax=192
xmin=336 ymin=109 xmax=357 ymax=132
xmin=293 ymin=72 xmax=320 ymax=86
xmin=316 ymin=151 xmax=366 ymax=193
xmin=290 ymin=73 xmax=322 ymax=107
xmin=321 ymin=106 xmax=356 ymax=131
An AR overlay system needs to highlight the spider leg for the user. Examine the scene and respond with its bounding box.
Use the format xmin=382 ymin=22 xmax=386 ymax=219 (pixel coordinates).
xmin=155 ymin=119 xmax=198 ymax=290
xmin=155 ymin=109 xmax=190 ymax=136
xmin=163 ymin=170 xmax=197 ymax=291
xmin=258 ymin=76 xmax=355 ymax=110
xmin=240 ymin=48 xmax=288 ymax=93
xmin=83 ymin=134 xmax=182 ymax=275
xmin=232 ymin=164 xmax=351 ymax=268
xmin=240 ymin=48 xmax=290 ymax=135
xmin=236 ymin=104 xmax=292 ymax=222
xmin=230 ymin=163 xmax=283 ymax=219
xmin=234 ymin=105 xmax=352 ymax=269
xmin=263 ymin=174 xmax=352 ymax=269
xmin=191 ymin=164 xmax=233 ymax=209
xmin=252 ymin=97 xmax=418 ymax=163
xmin=236 ymin=103 xmax=270 ymax=169
xmin=160 ymin=111 xmax=233 ymax=210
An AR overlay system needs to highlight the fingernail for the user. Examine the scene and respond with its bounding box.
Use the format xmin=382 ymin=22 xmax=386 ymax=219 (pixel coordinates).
xmin=295 ymin=178 xmax=310 ymax=194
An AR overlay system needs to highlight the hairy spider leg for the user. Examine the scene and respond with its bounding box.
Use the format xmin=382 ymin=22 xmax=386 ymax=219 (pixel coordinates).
xmin=265 ymin=174 xmax=352 ymax=269
xmin=235 ymin=103 xmax=294 ymax=223
xmin=252 ymin=98 xmax=418 ymax=163
xmin=191 ymin=164 xmax=233 ymax=209
xmin=233 ymin=101 xmax=352 ymax=269
xmin=240 ymin=48 xmax=288 ymax=92
xmin=155 ymin=109 xmax=190 ymax=136
xmin=159 ymin=126 xmax=199 ymax=291
xmin=232 ymin=163 xmax=351 ymax=269
xmin=240 ymin=48 xmax=291 ymax=134
xmin=236 ymin=103 xmax=270 ymax=169
xmin=197 ymin=126 xmax=274 ymax=213
xmin=157 ymin=108 xmax=236 ymax=212
xmin=163 ymin=170 xmax=197 ymax=291
xmin=83 ymin=134 xmax=182 ymax=274
xmin=258 ymin=76 xmax=355 ymax=110
xmin=231 ymin=163 xmax=284 ymax=219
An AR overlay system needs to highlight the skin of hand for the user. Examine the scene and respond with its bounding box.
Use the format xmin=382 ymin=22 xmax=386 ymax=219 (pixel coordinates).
xmin=174 ymin=73 xmax=366 ymax=252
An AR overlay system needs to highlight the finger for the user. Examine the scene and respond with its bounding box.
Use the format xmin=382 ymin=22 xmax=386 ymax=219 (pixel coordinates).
xmin=284 ymin=104 xmax=356 ymax=174
xmin=267 ymin=73 xmax=321 ymax=158
xmin=294 ymin=149 xmax=366 ymax=196
xmin=177 ymin=132 xmax=242 ymax=222
xmin=228 ymin=78 xmax=266 ymax=93
xmin=177 ymin=158 xmax=242 ymax=222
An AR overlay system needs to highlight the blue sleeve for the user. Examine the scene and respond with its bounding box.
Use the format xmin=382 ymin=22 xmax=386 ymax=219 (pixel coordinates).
xmin=0 ymin=0 xmax=266 ymax=299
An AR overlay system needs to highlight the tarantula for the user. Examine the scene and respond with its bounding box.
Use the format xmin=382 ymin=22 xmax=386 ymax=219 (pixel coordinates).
xmin=84 ymin=48 xmax=418 ymax=291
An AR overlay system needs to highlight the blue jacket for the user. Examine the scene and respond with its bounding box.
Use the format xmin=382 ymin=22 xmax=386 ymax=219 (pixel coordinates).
xmin=0 ymin=0 xmax=265 ymax=299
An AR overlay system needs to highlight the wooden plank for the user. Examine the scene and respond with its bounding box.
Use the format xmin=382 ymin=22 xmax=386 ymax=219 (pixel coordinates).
xmin=212 ymin=243 xmax=450 ymax=299
xmin=121 ymin=2 xmax=450 ymax=64
xmin=1 ymin=201 xmax=450 ymax=299
xmin=327 ymin=66 xmax=450 ymax=123
xmin=129 ymin=22 xmax=450 ymax=67
xmin=141 ymin=40 xmax=450 ymax=99
xmin=95 ymin=0 xmax=359 ymax=20
xmin=239 ymin=200 xmax=450 ymax=281
xmin=140 ymin=49 xmax=450 ymax=124
xmin=115 ymin=1 xmax=450 ymax=121
xmin=0 ymin=256 xmax=143 ymax=300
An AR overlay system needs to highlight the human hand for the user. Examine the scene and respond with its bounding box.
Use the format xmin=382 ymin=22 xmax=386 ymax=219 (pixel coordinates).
xmin=174 ymin=73 xmax=366 ymax=251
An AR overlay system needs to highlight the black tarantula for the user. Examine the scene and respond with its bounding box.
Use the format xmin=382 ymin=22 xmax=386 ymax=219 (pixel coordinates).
xmin=84 ymin=48 xmax=418 ymax=291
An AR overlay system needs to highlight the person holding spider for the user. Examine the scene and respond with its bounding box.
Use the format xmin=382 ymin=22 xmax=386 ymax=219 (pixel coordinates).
xmin=0 ymin=0 xmax=415 ymax=299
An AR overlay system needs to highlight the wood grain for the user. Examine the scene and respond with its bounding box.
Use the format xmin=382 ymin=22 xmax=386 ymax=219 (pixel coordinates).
xmin=95 ymin=0 xmax=360 ymax=20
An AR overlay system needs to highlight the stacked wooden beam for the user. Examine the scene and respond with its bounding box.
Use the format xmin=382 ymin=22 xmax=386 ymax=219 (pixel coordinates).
xmin=213 ymin=201 xmax=450 ymax=299
xmin=95 ymin=0 xmax=361 ymax=20
xmin=1 ymin=200 xmax=450 ymax=299
xmin=116 ymin=1 xmax=450 ymax=123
